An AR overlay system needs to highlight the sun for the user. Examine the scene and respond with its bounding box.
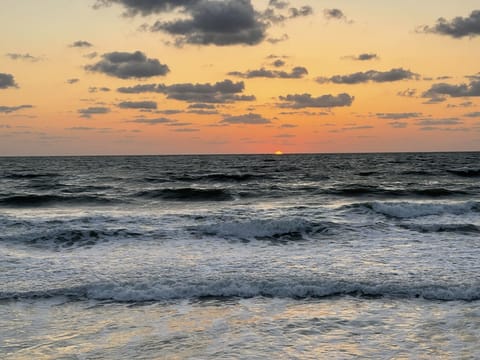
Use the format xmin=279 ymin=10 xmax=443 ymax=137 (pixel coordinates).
xmin=274 ymin=150 xmax=284 ymax=155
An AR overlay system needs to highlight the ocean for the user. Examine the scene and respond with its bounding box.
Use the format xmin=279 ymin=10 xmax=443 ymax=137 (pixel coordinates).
xmin=0 ymin=152 xmax=479 ymax=359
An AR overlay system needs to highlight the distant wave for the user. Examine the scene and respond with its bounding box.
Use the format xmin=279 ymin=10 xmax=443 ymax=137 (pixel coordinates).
xmin=0 ymin=194 xmax=116 ymax=207
xmin=447 ymin=168 xmax=480 ymax=178
xmin=2 ymin=279 xmax=479 ymax=302
xmin=347 ymin=201 xmax=480 ymax=218
xmin=135 ymin=188 xmax=234 ymax=201
xmin=4 ymin=172 xmax=60 ymax=179
xmin=325 ymin=185 xmax=467 ymax=197
xmin=174 ymin=173 xmax=267 ymax=182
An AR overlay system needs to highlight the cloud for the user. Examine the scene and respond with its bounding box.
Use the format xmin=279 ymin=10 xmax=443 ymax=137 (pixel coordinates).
xmin=221 ymin=113 xmax=271 ymax=124
xmin=0 ymin=105 xmax=33 ymax=113
xmin=85 ymin=51 xmax=170 ymax=79
xmin=272 ymin=59 xmax=285 ymax=67
xmin=84 ymin=52 xmax=98 ymax=59
xmin=280 ymin=123 xmax=298 ymax=128
xmin=344 ymin=53 xmax=378 ymax=61
xmin=150 ymin=0 xmax=267 ymax=46
xmin=88 ymin=86 xmax=111 ymax=93
xmin=266 ymin=34 xmax=289 ymax=44
xmin=96 ymin=0 xmax=312 ymax=46
xmin=278 ymin=93 xmax=354 ymax=108
xmin=269 ymin=0 xmax=289 ymax=10
xmin=128 ymin=117 xmax=174 ymax=125
xmin=324 ymin=8 xmax=344 ymax=19
xmin=70 ymin=40 xmax=93 ymax=48
xmin=118 ymin=101 xmax=157 ymax=109
xmin=422 ymin=80 xmax=480 ymax=99
xmin=66 ymin=78 xmax=80 ymax=84
xmin=228 ymin=66 xmax=308 ymax=79
xmin=93 ymin=0 xmax=199 ymax=16
xmin=188 ymin=103 xmax=216 ymax=109
xmin=117 ymin=79 xmax=255 ymax=103
xmin=397 ymin=88 xmax=417 ymax=97
xmin=418 ymin=10 xmax=480 ymax=38
xmin=416 ymin=118 xmax=463 ymax=126
xmin=389 ymin=121 xmax=408 ymax=128
xmin=464 ymin=111 xmax=480 ymax=118
xmin=6 ymin=53 xmax=42 ymax=62
xmin=0 ymin=73 xmax=18 ymax=89
xmin=78 ymin=106 xmax=110 ymax=118
xmin=317 ymin=68 xmax=419 ymax=84
xmin=323 ymin=8 xmax=352 ymax=23
xmin=376 ymin=112 xmax=422 ymax=120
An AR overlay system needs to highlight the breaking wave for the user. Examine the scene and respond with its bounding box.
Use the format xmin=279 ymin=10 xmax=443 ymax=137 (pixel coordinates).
xmin=2 ymin=279 xmax=479 ymax=302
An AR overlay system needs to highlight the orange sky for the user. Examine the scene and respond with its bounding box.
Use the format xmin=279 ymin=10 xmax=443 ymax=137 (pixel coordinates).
xmin=1 ymin=0 xmax=479 ymax=155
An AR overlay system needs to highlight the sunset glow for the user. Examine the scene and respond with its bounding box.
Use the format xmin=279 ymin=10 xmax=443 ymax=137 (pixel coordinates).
xmin=1 ymin=1 xmax=479 ymax=155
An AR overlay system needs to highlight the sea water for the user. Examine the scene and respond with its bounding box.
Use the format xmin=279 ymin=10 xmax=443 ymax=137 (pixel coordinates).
xmin=1 ymin=153 xmax=479 ymax=358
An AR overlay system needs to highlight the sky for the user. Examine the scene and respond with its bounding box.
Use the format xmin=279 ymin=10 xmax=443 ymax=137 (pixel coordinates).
xmin=1 ymin=0 xmax=480 ymax=155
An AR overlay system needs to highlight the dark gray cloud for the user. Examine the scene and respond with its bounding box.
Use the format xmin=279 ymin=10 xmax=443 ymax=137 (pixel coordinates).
xmin=422 ymin=80 xmax=480 ymax=99
xmin=344 ymin=53 xmax=378 ymax=61
xmin=464 ymin=111 xmax=480 ymax=118
xmin=272 ymin=59 xmax=285 ymax=67
xmin=221 ymin=113 xmax=271 ymax=124
xmin=6 ymin=53 xmax=42 ymax=62
xmin=0 ymin=73 xmax=18 ymax=89
xmin=118 ymin=101 xmax=158 ymax=109
xmin=279 ymin=93 xmax=354 ymax=109
xmin=96 ymin=0 xmax=312 ymax=46
xmin=418 ymin=10 xmax=480 ymax=38
xmin=117 ymin=79 xmax=255 ymax=103
xmin=70 ymin=40 xmax=93 ymax=48
xmin=266 ymin=34 xmax=289 ymax=44
xmin=66 ymin=78 xmax=80 ymax=84
xmin=88 ymin=86 xmax=111 ymax=93
xmin=78 ymin=106 xmax=111 ymax=118
xmin=0 ymin=105 xmax=33 ymax=113
xmin=188 ymin=103 xmax=216 ymax=109
xmin=323 ymin=8 xmax=351 ymax=22
xmin=188 ymin=109 xmax=219 ymax=115
xmin=85 ymin=51 xmax=170 ymax=79
xmin=397 ymin=88 xmax=417 ymax=97
xmin=149 ymin=0 xmax=266 ymax=46
xmin=228 ymin=66 xmax=308 ymax=79
xmin=128 ymin=117 xmax=174 ymax=125
xmin=324 ymin=8 xmax=344 ymax=19
xmin=93 ymin=0 xmax=199 ymax=16
xmin=317 ymin=68 xmax=419 ymax=84
xmin=416 ymin=118 xmax=463 ymax=126
xmin=376 ymin=112 xmax=422 ymax=120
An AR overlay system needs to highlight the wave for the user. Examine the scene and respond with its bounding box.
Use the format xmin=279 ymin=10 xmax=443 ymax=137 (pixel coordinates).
xmin=0 ymin=194 xmax=116 ymax=207
xmin=174 ymin=173 xmax=266 ymax=182
xmin=400 ymin=223 xmax=480 ymax=234
xmin=2 ymin=280 xmax=479 ymax=302
xmin=447 ymin=168 xmax=480 ymax=178
xmin=194 ymin=218 xmax=335 ymax=240
xmin=4 ymin=172 xmax=60 ymax=180
xmin=326 ymin=186 xmax=467 ymax=197
xmin=29 ymin=228 xmax=141 ymax=249
xmin=347 ymin=201 xmax=480 ymax=218
xmin=135 ymin=188 xmax=234 ymax=201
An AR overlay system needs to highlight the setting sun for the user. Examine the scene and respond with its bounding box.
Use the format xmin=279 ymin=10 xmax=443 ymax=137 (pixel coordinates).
xmin=274 ymin=150 xmax=284 ymax=155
